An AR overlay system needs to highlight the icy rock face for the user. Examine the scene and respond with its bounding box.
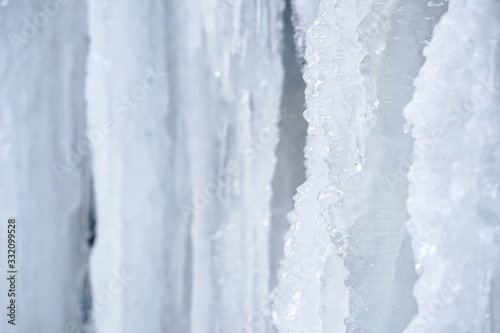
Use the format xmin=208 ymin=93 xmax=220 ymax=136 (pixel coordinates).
xmin=86 ymin=0 xmax=173 ymax=332
xmin=274 ymin=0 xmax=446 ymax=332
xmin=404 ymin=0 xmax=500 ymax=332
xmin=0 ymin=1 xmax=89 ymax=332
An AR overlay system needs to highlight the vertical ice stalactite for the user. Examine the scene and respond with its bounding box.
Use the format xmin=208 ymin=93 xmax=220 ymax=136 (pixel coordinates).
xmin=86 ymin=0 xmax=172 ymax=331
xmin=163 ymin=2 xmax=194 ymax=332
xmin=0 ymin=1 xmax=89 ymax=332
xmin=316 ymin=2 xmax=374 ymax=331
xmin=163 ymin=1 xmax=213 ymax=331
xmin=376 ymin=3 xmax=446 ymax=331
xmin=272 ymin=2 xmax=344 ymax=332
xmin=274 ymin=0 xmax=446 ymax=332
xmin=322 ymin=1 xmax=446 ymax=332
xmin=174 ymin=0 xmax=285 ymax=332
xmin=404 ymin=0 xmax=500 ymax=332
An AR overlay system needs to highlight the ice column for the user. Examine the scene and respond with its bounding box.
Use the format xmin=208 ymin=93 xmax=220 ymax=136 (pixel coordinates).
xmin=272 ymin=1 xmax=346 ymax=331
xmin=0 ymin=1 xmax=90 ymax=332
xmin=167 ymin=1 xmax=284 ymax=332
xmin=173 ymin=1 xmax=285 ymax=332
xmin=86 ymin=0 xmax=175 ymax=332
xmin=404 ymin=0 xmax=500 ymax=332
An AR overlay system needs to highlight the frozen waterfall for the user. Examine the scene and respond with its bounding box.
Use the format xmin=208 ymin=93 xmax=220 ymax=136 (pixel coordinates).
xmin=0 ymin=0 xmax=499 ymax=332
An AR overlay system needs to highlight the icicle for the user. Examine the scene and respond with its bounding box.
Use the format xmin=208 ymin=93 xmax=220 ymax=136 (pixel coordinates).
xmin=404 ymin=0 xmax=500 ymax=331
xmin=272 ymin=1 xmax=344 ymax=331
xmin=0 ymin=1 xmax=89 ymax=332
xmin=321 ymin=1 xmax=446 ymax=331
xmin=167 ymin=0 xmax=285 ymax=332
xmin=86 ymin=0 xmax=173 ymax=331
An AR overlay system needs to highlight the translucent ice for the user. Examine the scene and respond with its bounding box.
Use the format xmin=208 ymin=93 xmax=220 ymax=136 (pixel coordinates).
xmin=86 ymin=1 xmax=172 ymax=331
xmin=273 ymin=0 xmax=447 ymax=332
xmin=0 ymin=1 xmax=90 ymax=332
xmin=1 ymin=0 xmax=499 ymax=332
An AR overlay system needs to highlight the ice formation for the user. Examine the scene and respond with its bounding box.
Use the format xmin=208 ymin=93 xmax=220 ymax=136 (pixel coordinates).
xmin=166 ymin=1 xmax=284 ymax=332
xmin=273 ymin=0 xmax=447 ymax=331
xmin=87 ymin=0 xmax=284 ymax=332
xmin=273 ymin=0 xmax=499 ymax=332
xmin=86 ymin=0 xmax=172 ymax=332
xmin=0 ymin=0 xmax=499 ymax=332
xmin=404 ymin=0 xmax=500 ymax=331
xmin=0 ymin=2 xmax=89 ymax=333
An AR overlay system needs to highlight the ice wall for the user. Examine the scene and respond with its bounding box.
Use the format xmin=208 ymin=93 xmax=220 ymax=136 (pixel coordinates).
xmin=1 ymin=0 xmax=499 ymax=332
xmin=87 ymin=0 xmax=285 ymax=332
xmin=0 ymin=1 xmax=90 ymax=332
xmin=404 ymin=0 xmax=500 ymax=331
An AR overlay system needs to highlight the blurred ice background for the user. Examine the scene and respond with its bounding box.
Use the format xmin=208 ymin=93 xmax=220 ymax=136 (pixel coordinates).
xmin=0 ymin=0 xmax=499 ymax=332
